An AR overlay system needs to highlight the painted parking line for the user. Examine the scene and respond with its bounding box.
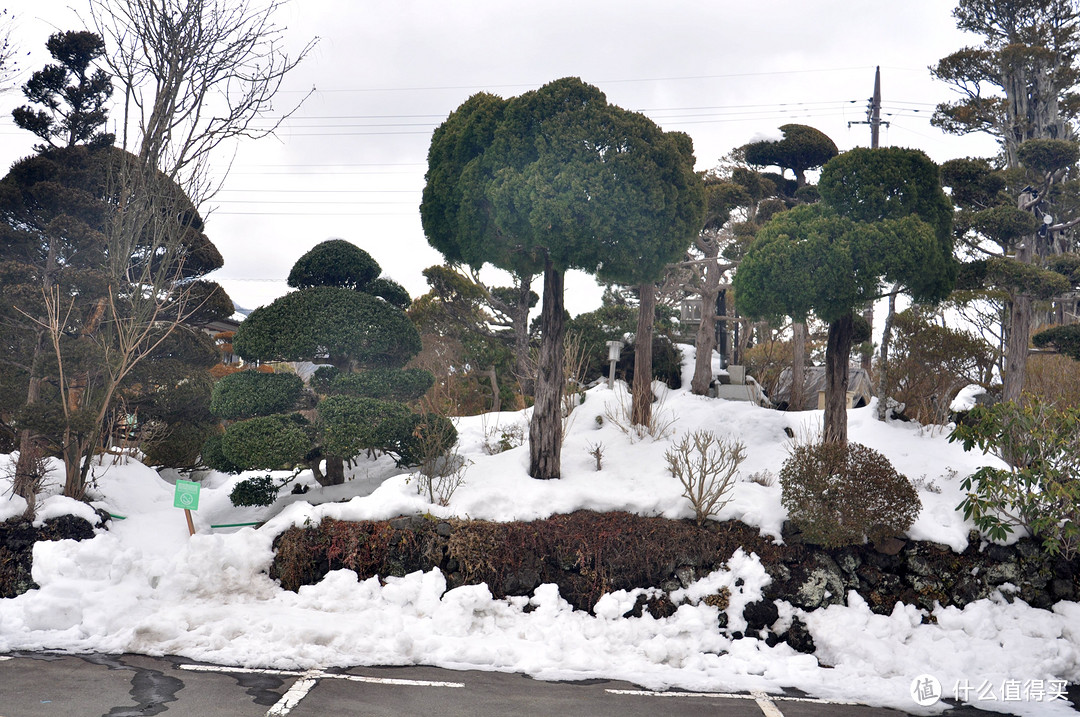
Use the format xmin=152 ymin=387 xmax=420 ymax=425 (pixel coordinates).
xmin=179 ymin=663 xmax=464 ymax=716
xmin=606 ymin=687 xmax=861 ymax=717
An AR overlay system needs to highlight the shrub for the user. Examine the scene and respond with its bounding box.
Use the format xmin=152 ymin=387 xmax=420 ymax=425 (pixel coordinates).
xmin=221 ymin=415 xmax=311 ymax=470
xmin=141 ymin=421 xmax=214 ymax=468
xmin=318 ymin=395 xmax=411 ymax=459
xmin=666 ymin=431 xmax=746 ymax=525
xmin=330 ymin=367 xmax=434 ymax=402
xmin=948 ymin=400 xmax=1080 ymax=558
xmin=780 ymin=441 xmax=920 ymax=547
xmin=200 ymin=432 xmax=243 ymax=473
xmin=393 ymin=412 xmax=459 ymax=468
xmin=209 ymin=371 xmax=304 ymax=420
xmin=229 ymin=474 xmax=280 ymax=507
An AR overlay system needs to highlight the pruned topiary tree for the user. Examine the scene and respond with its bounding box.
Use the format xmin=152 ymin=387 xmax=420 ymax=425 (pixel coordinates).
xmin=214 ymin=240 xmax=452 ymax=485
xmin=421 ymin=77 xmax=704 ymax=478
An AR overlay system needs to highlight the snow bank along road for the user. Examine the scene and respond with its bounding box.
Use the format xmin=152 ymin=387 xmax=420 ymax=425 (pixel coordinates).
xmin=0 ymin=652 xmax=936 ymax=716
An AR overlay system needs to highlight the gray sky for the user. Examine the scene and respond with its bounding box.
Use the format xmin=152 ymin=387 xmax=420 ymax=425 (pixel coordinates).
xmin=1 ymin=0 xmax=999 ymax=315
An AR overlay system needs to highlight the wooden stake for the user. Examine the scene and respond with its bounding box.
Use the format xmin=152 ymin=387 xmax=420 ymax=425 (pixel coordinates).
xmin=184 ymin=508 xmax=195 ymax=536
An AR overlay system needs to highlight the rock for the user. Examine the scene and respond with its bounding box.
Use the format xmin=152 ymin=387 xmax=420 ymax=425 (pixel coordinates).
xmin=873 ymin=536 xmax=906 ymax=556
xmin=784 ymin=617 xmax=816 ymax=654
xmin=743 ymin=600 xmax=779 ymax=632
xmin=794 ymin=554 xmax=846 ymax=610
xmin=675 ymin=565 xmax=696 ymax=589
xmin=905 ymin=553 xmax=936 ymax=578
xmin=985 ymin=562 xmax=1019 ymax=585
xmin=435 ymin=522 xmax=452 ymax=537
xmin=1052 ymin=579 xmax=1076 ymax=601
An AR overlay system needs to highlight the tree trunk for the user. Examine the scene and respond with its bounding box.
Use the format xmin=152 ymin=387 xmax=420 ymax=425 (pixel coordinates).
xmin=529 ymin=260 xmax=565 ymax=480
xmin=307 ymin=457 xmax=326 ymax=486
xmin=861 ymin=305 xmax=874 ymax=372
xmin=512 ymin=275 xmax=534 ymax=396
xmin=824 ymin=313 xmax=854 ymax=446
xmin=876 ymin=291 xmax=898 ymax=421
xmin=1002 ymin=293 xmax=1031 ymax=403
xmin=791 ymin=321 xmax=806 ymax=411
xmin=322 ymin=455 xmax=345 ymax=486
xmin=487 ymin=366 xmax=501 ymax=413
xmin=691 ymin=251 xmax=721 ymax=396
xmin=632 ymin=282 xmax=656 ymax=427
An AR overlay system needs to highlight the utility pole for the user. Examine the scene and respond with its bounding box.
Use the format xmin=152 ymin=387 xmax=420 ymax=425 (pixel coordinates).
xmin=848 ymin=66 xmax=889 ymax=148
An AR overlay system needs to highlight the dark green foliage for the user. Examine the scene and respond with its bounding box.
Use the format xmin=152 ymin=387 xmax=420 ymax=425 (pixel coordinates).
xmin=233 ymin=286 xmax=422 ymax=369
xmin=949 ymin=400 xmax=1080 ymax=558
xmin=183 ymin=280 xmax=235 ymax=325
xmin=986 ymin=256 xmax=1071 ymax=298
xmin=620 ymin=337 xmax=683 ymax=390
xmin=12 ymin=31 xmax=114 ymax=149
xmin=221 ymin=415 xmax=312 ymax=471
xmin=965 ymin=205 xmax=1040 ymax=253
xmin=318 ymin=395 xmax=411 ymax=460
xmin=142 ymin=421 xmax=214 ymax=468
xmin=819 ymin=146 xmax=954 ymax=245
xmin=940 ymin=157 xmax=1007 ymax=208
xmin=329 ymin=367 xmax=434 ymax=402
xmin=210 ymin=371 xmax=304 ymax=420
xmin=1033 ymin=324 xmax=1080 ymax=360
xmin=1046 ymin=253 xmax=1080 ymax=283
xmin=1017 ymin=138 xmax=1080 ymax=175
xmin=780 ymin=442 xmax=920 ymax=547
xmin=743 ymin=124 xmax=838 ymax=186
xmin=566 ymin=301 xmax=680 ymax=386
xmin=366 ymin=277 xmax=411 ymax=309
xmin=229 ymin=475 xmax=280 ymax=507
xmin=310 ymin=366 xmax=339 ymax=394
xmin=287 ymin=239 xmax=380 ymax=291
xmin=200 ymin=432 xmax=243 ymax=474
xmin=391 ymin=412 xmax=459 ymax=467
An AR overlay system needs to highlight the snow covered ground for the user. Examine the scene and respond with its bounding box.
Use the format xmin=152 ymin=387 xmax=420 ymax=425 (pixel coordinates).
xmin=1 ymin=347 xmax=1077 ymax=716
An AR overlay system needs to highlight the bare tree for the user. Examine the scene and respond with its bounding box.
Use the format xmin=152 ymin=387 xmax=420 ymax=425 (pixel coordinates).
xmin=0 ymin=8 xmax=19 ymax=92
xmin=88 ymin=0 xmax=316 ymax=199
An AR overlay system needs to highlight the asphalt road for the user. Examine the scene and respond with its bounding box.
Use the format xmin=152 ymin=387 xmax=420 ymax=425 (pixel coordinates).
xmin=0 ymin=652 xmax=1057 ymax=716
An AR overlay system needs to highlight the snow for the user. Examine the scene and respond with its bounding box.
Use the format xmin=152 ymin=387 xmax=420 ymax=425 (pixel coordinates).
xmin=1 ymin=345 xmax=1075 ymax=716
xmin=950 ymin=383 xmax=987 ymax=413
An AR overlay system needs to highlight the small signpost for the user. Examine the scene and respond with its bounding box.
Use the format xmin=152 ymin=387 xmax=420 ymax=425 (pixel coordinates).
xmin=173 ymin=479 xmax=201 ymax=536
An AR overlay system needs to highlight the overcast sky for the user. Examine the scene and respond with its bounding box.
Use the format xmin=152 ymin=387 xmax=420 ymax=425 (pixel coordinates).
xmin=1 ymin=1 xmax=999 ymax=315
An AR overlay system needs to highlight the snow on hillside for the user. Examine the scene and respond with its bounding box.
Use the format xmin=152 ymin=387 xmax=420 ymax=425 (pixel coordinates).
xmin=0 ymin=347 xmax=1076 ymax=716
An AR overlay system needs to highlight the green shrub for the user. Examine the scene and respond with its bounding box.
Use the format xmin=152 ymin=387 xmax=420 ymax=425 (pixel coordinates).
xmin=330 ymin=367 xmax=434 ymax=402
xmin=141 ymin=420 xmax=214 ymax=468
xmin=221 ymin=415 xmax=312 ymax=470
xmin=780 ymin=441 xmax=920 ymax=547
xmin=948 ymin=400 xmax=1080 ymax=559
xmin=229 ymin=475 xmax=280 ymax=507
xmin=318 ymin=395 xmax=411 ymax=459
xmin=200 ymin=432 xmax=243 ymax=473
xmin=392 ymin=412 xmax=458 ymax=467
xmin=210 ymin=371 xmax=304 ymax=419
xmin=310 ymin=365 xmax=339 ymax=394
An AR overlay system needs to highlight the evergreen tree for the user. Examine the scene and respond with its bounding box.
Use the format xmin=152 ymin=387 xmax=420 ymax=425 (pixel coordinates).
xmin=222 ymin=240 xmax=448 ymax=486
xmin=735 ymin=148 xmax=956 ymax=444
xmin=12 ymin=31 xmax=114 ymax=150
xmin=932 ymin=0 xmax=1080 ymax=401
xmin=421 ymin=78 xmax=704 ymax=478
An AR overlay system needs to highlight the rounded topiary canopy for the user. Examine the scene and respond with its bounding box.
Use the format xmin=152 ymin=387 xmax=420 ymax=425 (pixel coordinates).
xmin=232 ymin=285 xmax=422 ymax=369
xmin=209 ymin=370 xmax=304 ymax=420
xmin=287 ymin=239 xmax=381 ymax=291
xmin=743 ymin=124 xmax=838 ymax=185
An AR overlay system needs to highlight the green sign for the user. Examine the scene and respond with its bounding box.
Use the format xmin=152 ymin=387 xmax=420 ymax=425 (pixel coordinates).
xmin=173 ymin=479 xmax=201 ymax=511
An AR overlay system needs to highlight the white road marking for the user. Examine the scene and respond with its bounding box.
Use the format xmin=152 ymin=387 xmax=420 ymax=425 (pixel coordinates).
xmin=606 ymin=687 xmax=859 ymax=706
xmin=178 ymin=662 xmax=464 ymax=716
xmin=752 ymin=690 xmax=786 ymax=717
xmin=266 ymin=672 xmax=319 ymax=717
xmin=179 ymin=663 xmax=464 ymax=687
